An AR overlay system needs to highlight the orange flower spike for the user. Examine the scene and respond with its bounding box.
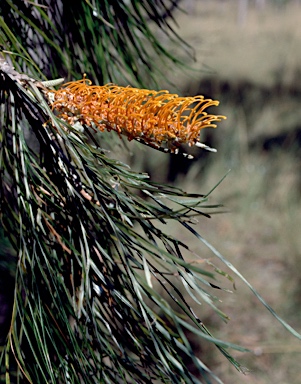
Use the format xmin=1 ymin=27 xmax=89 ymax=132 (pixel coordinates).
xmin=176 ymin=98 xmax=193 ymax=125
xmin=51 ymin=78 xmax=226 ymax=154
xmin=156 ymin=96 xmax=179 ymax=133
xmin=191 ymin=99 xmax=220 ymax=125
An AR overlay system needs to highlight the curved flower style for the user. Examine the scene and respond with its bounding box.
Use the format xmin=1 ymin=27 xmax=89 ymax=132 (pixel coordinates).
xmin=51 ymin=78 xmax=226 ymax=154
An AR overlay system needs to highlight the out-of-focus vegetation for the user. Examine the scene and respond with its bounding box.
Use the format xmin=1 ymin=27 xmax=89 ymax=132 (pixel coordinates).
xmin=129 ymin=1 xmax=301 ymax=383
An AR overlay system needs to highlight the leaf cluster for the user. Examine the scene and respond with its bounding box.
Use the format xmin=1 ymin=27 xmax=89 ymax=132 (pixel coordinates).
xmin=0 ymin=63 xmax=246 ymax=383
xmin=1 ymin=2 xmax=301 ymax=383
xmin=0 ymin=0 xmax=191 ymax=86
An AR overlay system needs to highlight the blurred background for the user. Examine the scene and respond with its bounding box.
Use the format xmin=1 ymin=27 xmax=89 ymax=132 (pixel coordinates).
xmin=127 ymin=1 xmax=301 ymax=382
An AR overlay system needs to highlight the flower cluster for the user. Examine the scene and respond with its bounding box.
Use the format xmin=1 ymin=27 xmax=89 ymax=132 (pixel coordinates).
xmin=51 ymin=78 xmax=226 ymax=153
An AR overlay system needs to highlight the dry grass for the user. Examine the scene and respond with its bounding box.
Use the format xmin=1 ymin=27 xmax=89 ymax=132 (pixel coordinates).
xmin=143 ymin=1 xmax=301 ymax=382
xmin=171 ymin=0 xmax=301 ymax=89
xmin=175 ymin=151 xmax=301 ymax=383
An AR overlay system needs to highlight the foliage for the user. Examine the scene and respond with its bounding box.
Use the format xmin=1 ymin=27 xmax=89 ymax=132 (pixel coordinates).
xmin=0 ymin=63 xmax=244 ymax=383
xmin=0 ymin=0 xmax=191 ymax=87
xmin=0 ymin=1 xmax=301 ymax=384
